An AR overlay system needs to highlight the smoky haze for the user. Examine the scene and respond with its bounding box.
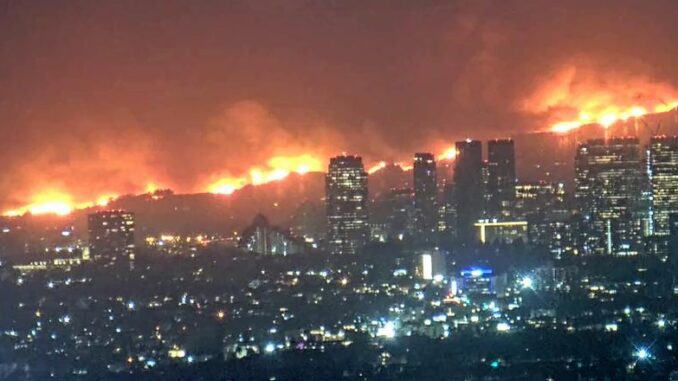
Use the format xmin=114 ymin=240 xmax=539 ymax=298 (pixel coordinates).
xmin=2 ymin=0 xmax=678 ymax=209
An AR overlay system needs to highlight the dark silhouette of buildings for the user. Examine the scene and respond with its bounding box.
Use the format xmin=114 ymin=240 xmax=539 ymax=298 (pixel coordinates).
xmin=454 ymin=140 xmax=484 ymax=244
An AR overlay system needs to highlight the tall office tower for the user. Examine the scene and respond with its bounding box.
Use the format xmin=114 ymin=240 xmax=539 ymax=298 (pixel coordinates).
xmin=88 ymin=210 xmax=135 ymax=262
xmin=454 ymin=139 xmax=484 ymax=244
xmin=326 ymin=155 xmax=369 ymax=255
xmin=648 ymin=136 xmax=678 ymax=236
xmin=575 ymin=138 xmax=645 ymax=255
xmin=413 ymin=153 xmax=438 ymax=244
xmin=487 ymin=139 xmax=516 ymax=218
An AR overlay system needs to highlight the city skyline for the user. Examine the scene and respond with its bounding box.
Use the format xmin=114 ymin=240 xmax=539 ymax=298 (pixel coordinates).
xmin=4 ymin=1 xmax=678 ymax=216
xmin=3 ymin=2 xmax=678 ymax=379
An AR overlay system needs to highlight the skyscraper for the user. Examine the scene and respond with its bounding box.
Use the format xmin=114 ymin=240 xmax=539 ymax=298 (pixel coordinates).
xmin=413 ymin=153 xmax=438 ymax=244
xmin=648 ymin=136 xmax=678 ymax=236
xmin=326 ymin=155 xmax=369 ymax=255
xmin=88 ymin=210 xmax=135 ymax=262
xmin=575 ymin=138 xmax=644 ymax=255
xmin=454 ymin=139 xmax=483 ymax=244
xmin=487 ymin=139 xmax=516 ymax=218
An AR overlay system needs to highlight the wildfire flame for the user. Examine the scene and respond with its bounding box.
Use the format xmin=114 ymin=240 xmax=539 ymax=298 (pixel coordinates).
xmin=525 ymin=67 xmax=678 ymax=134
xmin=3 ymin=147 xmax=458 ymax=217
xmin=367 ymin=161 xmax=387 ymax=174
xmin=206 ymin=154 xmax=323 ymax=195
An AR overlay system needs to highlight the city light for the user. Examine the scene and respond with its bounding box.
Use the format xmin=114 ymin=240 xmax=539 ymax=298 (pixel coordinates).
xmin=520 ymin=276 xmax=534 ymax=289
xmin=634 ymin=347 xmax=651 ymax=361
xmin=496 ymin=322 xmax=511 ymax=332
xmin=376 ymin=321 xmax=397 ymax=338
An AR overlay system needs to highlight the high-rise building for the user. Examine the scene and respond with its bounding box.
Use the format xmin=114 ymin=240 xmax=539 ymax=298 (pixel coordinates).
xmin=454 ymin=139 xmax=483 ymax=243
xmin=417 ymin=249 xmax=447 ymax=280
xmin=487 ymin=139 xmax=516 ymax=218
xmin=326 ymin=155 xmax=369 ymax=255
xmin=575 ymin=138 xmax=645 ymax=255
xmin=88 ymin=210 xmax=135 ymax=262
xmin=413 ymin=153 xmax=438 ymax=244
xmin=514 ymin=182 xmax=576 ymax=258
xmin=648 ymin=136 xmax=678 ymax=236
xmin=240 ymin=214 xmax=306 ymax=256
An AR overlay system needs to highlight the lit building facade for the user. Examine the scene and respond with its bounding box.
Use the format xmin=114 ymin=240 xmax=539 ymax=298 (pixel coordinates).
xmin=413 ymin=153 xmax=438 ymax=244
xmin=648 ymin=136 xmax=678 ymax=236
xmin=326 ymin=155 xmax=369 ymax=255
xmin=487 ymin=139 xmax=516 ymax=219
xmin=87 ymin=210 xmax=135 ymax=262
xmin=575 ymin=138 xmax=645 ymax=255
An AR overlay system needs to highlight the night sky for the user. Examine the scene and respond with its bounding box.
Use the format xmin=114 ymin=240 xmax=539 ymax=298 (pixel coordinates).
xmin=2 ymin=0 xmax=678 ymax=210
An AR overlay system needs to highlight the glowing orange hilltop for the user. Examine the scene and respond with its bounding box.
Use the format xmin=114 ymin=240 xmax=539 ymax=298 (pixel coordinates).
xmin=206 ymin=154 xmax=323 ymax=195
xmin=2 ymin=189 xmax=116 ymax=217
xmin=550 ymin=101 xmax=678 ymax=133
xmin=3 ymin=149 xmax=458 ymax=217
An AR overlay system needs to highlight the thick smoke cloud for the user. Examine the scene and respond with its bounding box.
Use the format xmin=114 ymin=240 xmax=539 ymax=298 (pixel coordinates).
xmin=1 ymin=0 xmax=678 ymax=209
